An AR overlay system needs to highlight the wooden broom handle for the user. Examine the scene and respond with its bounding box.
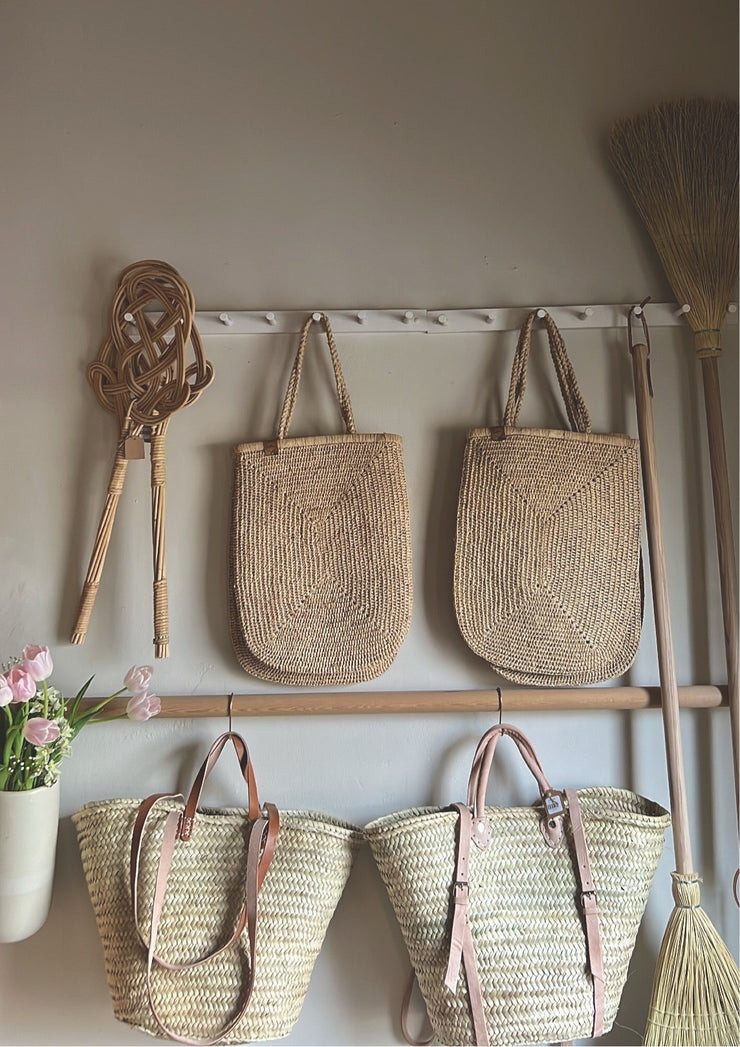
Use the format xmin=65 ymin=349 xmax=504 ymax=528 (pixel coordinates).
xmin=150 ymin=427 xmax=169 ymax=659
xmin=699 ymin=355 xmax=739 ymax=824
xmin=630 ymin=340 xmax=693 ymax=873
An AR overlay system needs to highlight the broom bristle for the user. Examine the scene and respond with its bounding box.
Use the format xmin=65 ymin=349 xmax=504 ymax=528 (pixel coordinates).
xmin=643 ymin=874 xmax=740 ymax=1046
xmin=609 ymin=98 xmax=739 ymax=352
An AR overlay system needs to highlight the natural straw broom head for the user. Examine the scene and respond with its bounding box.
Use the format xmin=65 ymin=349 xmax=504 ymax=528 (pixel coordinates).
xmin=643 ymin=874 xmax=740 ymax=1047
xmin=609 ymin=97 xmax=738 ymax=357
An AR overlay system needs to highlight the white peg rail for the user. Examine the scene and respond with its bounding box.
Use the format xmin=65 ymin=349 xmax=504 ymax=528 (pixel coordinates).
xmin=191 ymin=302 xmax=739 ymax=336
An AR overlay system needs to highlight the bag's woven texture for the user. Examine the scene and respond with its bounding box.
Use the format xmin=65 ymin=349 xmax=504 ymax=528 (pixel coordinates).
xmin=229 ymin=313 xmax=412 ymax=686
xmin=454 ymin=310 xmax=642 ymax=685
xmin=74 ymin=799 xmax=361 ymax=1044
xmin=366 ymin=789 xmax=670 ymax=1047
xmin=230 ymin=433 xmax=412 ymax=685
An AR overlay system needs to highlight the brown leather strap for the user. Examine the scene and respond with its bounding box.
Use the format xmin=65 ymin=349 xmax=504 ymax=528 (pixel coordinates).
xmin=564 ymin=788 xmax=605 ymax=1039
xmin=466 ymin=723 xmax=565 ymax=849
xmin=130 ymin=732 xmax=272 ymax=970
xmin=181 ymin=731 xmax=260 ymax=833
xmin=467 ymin=723 xmax=554 ymax=816
xmin=143 ymin=803 xmax=279 ymax=1044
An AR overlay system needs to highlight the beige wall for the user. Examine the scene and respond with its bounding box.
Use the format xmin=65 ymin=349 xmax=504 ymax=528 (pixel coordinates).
xmin=1 ymin=2 xmax=738 ymax=1044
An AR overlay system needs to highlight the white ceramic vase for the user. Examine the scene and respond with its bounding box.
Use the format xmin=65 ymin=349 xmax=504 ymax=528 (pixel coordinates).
xmin=0 ymin=779 xmax=60 ymax=942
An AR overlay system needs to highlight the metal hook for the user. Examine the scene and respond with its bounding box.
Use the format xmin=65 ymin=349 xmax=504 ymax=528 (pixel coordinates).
xmin=496 ymin=687 xmax=503 ymax=726
xmin=628 ymin=297 xmax=653 ymax=397
xmin=227 ymin=693 xmax=234 ymax=733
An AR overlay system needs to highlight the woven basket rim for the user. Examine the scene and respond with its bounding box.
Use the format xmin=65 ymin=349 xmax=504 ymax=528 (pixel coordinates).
xmin=466 ymin=426 xmax=638 ymax=447
xmin=233 ymin=432 xmax=402 ymax=454
xmin=364 ymin=788 xmax=670 ymax=838
xmin=72 ymin=798 xmax=363 ymax=839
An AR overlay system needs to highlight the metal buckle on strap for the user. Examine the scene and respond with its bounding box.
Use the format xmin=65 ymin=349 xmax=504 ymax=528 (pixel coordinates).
xmin=453 ymin=880 xmax=469 ymax=901
xmin=581 ymin=889 xmax=599 ymax=912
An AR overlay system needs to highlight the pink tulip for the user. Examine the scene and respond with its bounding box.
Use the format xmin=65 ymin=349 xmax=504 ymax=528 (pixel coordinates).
xmin=21 ymin=644 xmax=53 ymax=682
xmin=124 ymin=664 xmax=153 ymax=695
xmin=6 ymin=665 xmax=37 ymax=702
xmin=23 ymin=717 xmax=61 ymax=746
xmin=126 ymin=691 xmax=161 ymax=721
xmin=0 ymin=676 xmax=13 ymax=707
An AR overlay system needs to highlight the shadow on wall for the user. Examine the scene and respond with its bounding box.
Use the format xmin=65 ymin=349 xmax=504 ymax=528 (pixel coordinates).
xmin=0 ymin=819 xmax=127 ymax=1046
xmin=203 ymin=440 xmax=238 ymax=668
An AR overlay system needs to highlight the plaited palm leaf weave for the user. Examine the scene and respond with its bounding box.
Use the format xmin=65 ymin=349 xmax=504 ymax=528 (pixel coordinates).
xmin=365 ymin=724 xmax=670 ymax=1046
xmin=74 ymin=731 xmax=361 ymax=1044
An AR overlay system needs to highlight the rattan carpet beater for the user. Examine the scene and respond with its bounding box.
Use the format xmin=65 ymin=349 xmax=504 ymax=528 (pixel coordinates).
xmin=71 ymin=260 xmax=213 ymax=657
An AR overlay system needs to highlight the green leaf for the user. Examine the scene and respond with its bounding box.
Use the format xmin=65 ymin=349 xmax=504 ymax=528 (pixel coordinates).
xmin=67 ymin=676 xmax=95 ymax=725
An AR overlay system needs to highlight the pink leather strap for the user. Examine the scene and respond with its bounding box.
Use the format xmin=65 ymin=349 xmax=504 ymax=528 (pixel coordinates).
xmin=564 ymin=789 xmax=605 ymax=1039
xmin=467 ymin=724 xmax=554 ymax=818
xmin=442 ymin=727 xmax=606 ymax=1046
xmin=444 ymin=803 xmax=489 ymax=1046
xmin=144 ymin=803 xmax=279 ymax=1044
xmin=399 ymin=969 xmax=434 ymax=1047
xmin=128 ymin=730 xmax=280 ymax=1043
xmin=466 ymin=723 xmax=565 ymax=849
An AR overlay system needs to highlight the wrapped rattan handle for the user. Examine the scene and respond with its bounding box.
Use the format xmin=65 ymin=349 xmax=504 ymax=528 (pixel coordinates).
xmin=277 ymin=312 xmax=356 ymax=439
xmin=503 ymin=310 xmax=592 ymax=433
xmin=466 ymin=723 xmax=555 ymax=822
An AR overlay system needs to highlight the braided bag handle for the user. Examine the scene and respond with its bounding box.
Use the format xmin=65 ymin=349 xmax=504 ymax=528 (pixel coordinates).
xmin=277 ymin=312 xmax=356 ymax=439
xmin=504 ymin=310 xmax=592 ymax=433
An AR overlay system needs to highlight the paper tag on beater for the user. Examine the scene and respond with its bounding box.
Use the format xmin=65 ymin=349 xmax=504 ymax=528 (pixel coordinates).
xmin=123 ymin=436 xmax=145 ymax=460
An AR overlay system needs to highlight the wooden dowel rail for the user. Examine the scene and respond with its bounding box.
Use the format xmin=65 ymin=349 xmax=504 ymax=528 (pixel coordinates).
xmin=81 ymin=684 xmax=727 ymax=718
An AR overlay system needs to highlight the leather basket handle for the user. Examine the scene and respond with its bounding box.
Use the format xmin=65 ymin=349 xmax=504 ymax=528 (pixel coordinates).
xmin=276 ymin=312 xmax=356 ymax=440
xmin=180 ymin=730 xmax=261 ymax=838
xmin=144 ymin=804 xmax=280 ymax=1045
xmin=130 ymin=731 xmax=277 ymax=972
xmin=466 ymin=722 xmax=555 ymax=822
xmin=448 ymin=724 xmax=606 ymax=1042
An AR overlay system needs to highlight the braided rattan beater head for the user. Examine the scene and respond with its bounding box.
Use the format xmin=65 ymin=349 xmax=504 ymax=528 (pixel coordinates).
xmin=73 ymin=260 xmax=214 ymax=657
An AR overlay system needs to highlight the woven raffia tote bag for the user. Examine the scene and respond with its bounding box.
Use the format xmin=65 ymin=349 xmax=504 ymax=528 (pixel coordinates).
xmin=454 ymin=309 xmax=643 ymax=685
xmin=229 ymin=311 xmax=413 ymax=686
xmin=74 ymin=731 xmax=361 ymax=1044
xmin=365 ymin=722 xmax=670 ymax=1047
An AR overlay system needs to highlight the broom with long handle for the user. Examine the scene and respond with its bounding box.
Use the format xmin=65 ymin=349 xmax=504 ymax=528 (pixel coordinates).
xmin=609 ymin=99 xmax=739 ymax=836
xmin=628 ymin=305 xmax=739 ymax=1047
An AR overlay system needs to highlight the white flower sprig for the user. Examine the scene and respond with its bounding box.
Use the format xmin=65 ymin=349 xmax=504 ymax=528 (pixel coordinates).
xmin=0 ymin=646 xmax=160 ymax=791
